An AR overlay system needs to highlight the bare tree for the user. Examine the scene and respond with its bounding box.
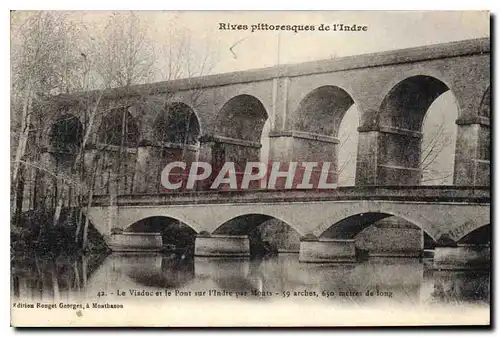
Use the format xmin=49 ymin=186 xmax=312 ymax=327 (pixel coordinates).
xmin=11 ymin=11 xmax=83 ymax=225
xmin=421 ymin=118 xmax=455 ymax=185
xmin=92 ymin=11 xmax=156 ymax=88
xmin=11 ymin=11 xmax=217 ymax=252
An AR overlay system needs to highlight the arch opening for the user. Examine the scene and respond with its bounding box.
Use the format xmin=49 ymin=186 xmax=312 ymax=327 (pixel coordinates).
xmin=153 ymin=103 xmax=201 ymax=182
xmin=120 ymin=216 xmax=196 ymax=289
xmin=124 ymin=216 xmax=197 ymax=256
xmin=319 ymin=213 xmax=433 ymax=257
xmin=294 ymin=85 xmax=355 ymax=137
xmin=457 ymin=224 xmax=490 ymax=245
xmin=49 ymin=114 xmax=84 ymax=178
xmin=216 ymin=95 xmax=268 ymax=143
xmin=378 ymin=75 xmax=458 ymax=185
xmin=96 ymin=107 xmax=139 ymax=195
xmin=319 ymin=213 xmax=435 ymax=239
xmin=213 ymin=95 xmax=269 ymax=181
xmin=213 ymin=214 xmax=301 ymax=257
xmin=320 ymin=212 xmax=394 ymax=239
xmin=420 ymin=92 xmax=458 ymax=185
xmin=292 ymin=86 xmax=359 ymax=186
xmin=98 ymin=107 xmax=139 ymax=147
xmin=50 ymin=114 xmax=83 ymax=154
xmin=154 ymin=102 xmax=200 ymax=146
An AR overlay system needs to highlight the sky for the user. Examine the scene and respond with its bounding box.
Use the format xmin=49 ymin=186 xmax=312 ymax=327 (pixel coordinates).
xmin=63 ymin=10 xmax=489 ymax=74
xmin=156 ymin=11 xmax=488 ymax=74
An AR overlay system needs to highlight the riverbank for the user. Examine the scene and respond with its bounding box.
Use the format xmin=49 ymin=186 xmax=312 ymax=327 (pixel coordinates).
xmin=11 ymin=208 xmax=110 ymax=259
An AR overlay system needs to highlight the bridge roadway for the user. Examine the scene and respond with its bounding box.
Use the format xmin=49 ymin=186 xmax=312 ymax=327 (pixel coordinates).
xmin=87 ymin=186 xmax=490 ymax=267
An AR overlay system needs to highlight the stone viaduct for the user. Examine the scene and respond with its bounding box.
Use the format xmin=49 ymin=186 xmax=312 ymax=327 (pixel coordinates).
xmin=87 ymin=186 xmax=490 ymax=265
xmin=36 ymin=38 xmax=490 ymax=267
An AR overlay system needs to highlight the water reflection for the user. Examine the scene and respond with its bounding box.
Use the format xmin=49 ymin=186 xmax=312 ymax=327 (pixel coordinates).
xmin=11 ymin=253 xmax=490 ymax=307
xmin=125 ymin=254 xmax=195 ymax=289
xmin=424 ymin=269 xmax=490 ymax=304
xmin=11 ymin=254 xmax=106 ymax=301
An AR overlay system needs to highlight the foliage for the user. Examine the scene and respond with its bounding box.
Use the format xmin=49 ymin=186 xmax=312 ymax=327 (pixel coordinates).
xmin=10 ymin=11 xmax=216 ymax=255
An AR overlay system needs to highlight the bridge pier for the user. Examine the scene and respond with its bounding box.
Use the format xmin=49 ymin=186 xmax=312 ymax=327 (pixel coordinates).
xmin=194 ymin=234 xmax=250 ymax=257
xmin=454 ymin=119 xmax=490 ymax=186
xmin=355 ymin=126 xmax=422 ymax=185
xmin=433 ymin=244 xmax=490 ymax=270
xmin=133 ymin=145 xmax=163 ymax=193
xmin=268 ymin=131 xmax=339 ymax=187
xmin=299 ymin=237 xmax=356 ymax=263
xmin=106 ymin=233 xmax=163 ymax=252
xmin=355 ymin=218 xmax=423 ymax=257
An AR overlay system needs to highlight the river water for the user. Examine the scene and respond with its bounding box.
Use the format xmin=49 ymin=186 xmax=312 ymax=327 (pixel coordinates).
xmin=11 ymin=253 xmax=490 ymax=308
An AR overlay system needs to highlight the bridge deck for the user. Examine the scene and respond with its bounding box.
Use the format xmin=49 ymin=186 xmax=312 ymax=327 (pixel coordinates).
xmin=91 ymin=186 xmax=490 ymax=206
xmin=52 ymin=37 xmax=489 ymax=102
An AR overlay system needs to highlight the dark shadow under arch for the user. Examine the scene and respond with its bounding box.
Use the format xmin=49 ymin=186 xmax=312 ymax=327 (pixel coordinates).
xmin=125 ymin=216 xmax=198 ymax=233
xmin=294 ymin=85 xmax=355 ymax=137
xmin=215 ymin=94 xmax=268 ymax=142
xmin=124 ymin=216 xmax=197 ymax=253
xmin=424 ymin=231 xmax=436 ymax=249
xmin=379 ymin=75 xmax=451 ymax=130
xmin=212 ymin=95 xmax=269 ymax=182
xmin=457 ymin=224 xmax=490 ymax=245
xmin=154 ymin=102 xmax=200 ymax=145
xmin=213 ymin=213 xmax=302 ymax=256
xmin=50 ymin=114 xmax=83 ymax=152
xmin=98 ymin=107 xmax=139 ymax=147
xmin=319 ymin=212 xmax=434 ymax=242
xmin=213 ymin=214 xmax=299 ymax=236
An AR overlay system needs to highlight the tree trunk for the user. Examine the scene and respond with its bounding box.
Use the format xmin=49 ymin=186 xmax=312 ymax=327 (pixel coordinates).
xmin=12 ymin=82 xmax=33 ymax=223
xmin=52 ymin=188 xmax=64 ymax=227
xmin=32 ymin=167 xmax=40 ymax=209
xmin=12 ymin=80 xmax=33 ymax=184
xmin=82 ymin=161 xmax=98 ymax=251
xmin=13 ymin=164 xmax=26 ymax=227
xmin=50 ymin=262 xmax=60 ymax=301
xmin=81 ymin=255 xmax=87 ymax=288
xmin=70 ymin=93 xmax=102 ymax=242
xmin=74 ymin=206 xmax=84 ymax=244
xmin=76 ymin=154 xmax=99 ymax=245
xmin=81 ymin=189 xmax=94 ymax=251
xmin=73 ymin=260 xmax=80 ymax=292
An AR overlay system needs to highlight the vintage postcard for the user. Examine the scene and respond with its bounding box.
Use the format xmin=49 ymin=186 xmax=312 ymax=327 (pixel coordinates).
xmin=10 ymin=10 xmax=490 ymax=327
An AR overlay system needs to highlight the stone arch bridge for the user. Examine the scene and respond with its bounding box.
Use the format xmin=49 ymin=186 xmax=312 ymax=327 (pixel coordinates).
xmin=87 ymin=186 xmax=490 ymax=265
